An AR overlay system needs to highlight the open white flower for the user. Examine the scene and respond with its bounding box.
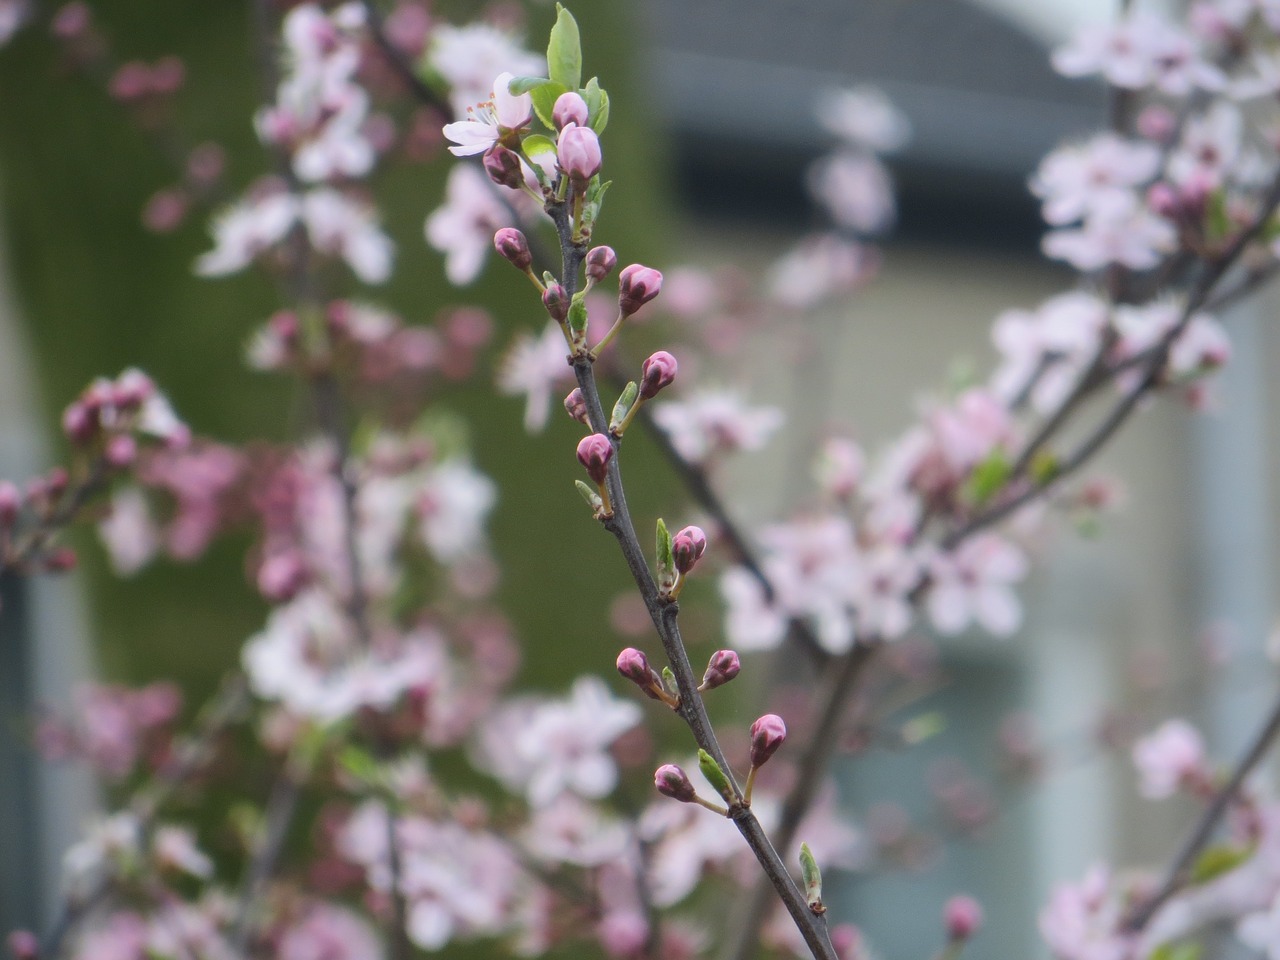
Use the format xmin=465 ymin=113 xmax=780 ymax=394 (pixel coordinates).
xmin=442 ymin=72 xmax=532 ymax=157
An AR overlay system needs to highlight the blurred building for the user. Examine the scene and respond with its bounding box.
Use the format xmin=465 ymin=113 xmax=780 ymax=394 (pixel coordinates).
xmin=638 ymin=0 xmax=1279 ymax=956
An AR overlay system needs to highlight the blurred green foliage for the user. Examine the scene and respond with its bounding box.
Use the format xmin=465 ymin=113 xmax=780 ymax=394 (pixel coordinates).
xmin=0 ymin=0 xmax=678 ymax=706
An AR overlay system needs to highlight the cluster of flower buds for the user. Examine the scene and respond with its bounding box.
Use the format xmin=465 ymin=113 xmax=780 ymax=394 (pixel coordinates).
xmin=62 ymin=368 xmax=189 ymax=457
xmin=0 ymin=474 xmax=78 ymax=577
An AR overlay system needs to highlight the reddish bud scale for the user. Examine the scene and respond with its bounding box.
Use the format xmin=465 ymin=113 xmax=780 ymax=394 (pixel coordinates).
xmin=749 ymin=714 xmax=787 ymax=768
xmin=563 ymin=388 xmax=590 ymax=425
xmin=576 ymin=433 xmax=614 ymax=486
xmin=654 ymin=764 xmax=697 ymax=803
xmin=639 ymin=350 xmax=678 ymax=401
xmin=618 ymin=264 xmax=663 ymax=317
xmin=672 ymin=525 xmax=707 ymax=575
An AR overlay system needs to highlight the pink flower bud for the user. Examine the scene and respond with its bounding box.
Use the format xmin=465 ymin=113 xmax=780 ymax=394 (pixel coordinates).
xmin=51 ymin=2 xmax=91 ymax=40
xmin=654 ymin=763 xmax=697 ymax=802
xmin=564 ymin=387 xmax=589 ymax=425
xmin=483 ymin=144 xmax=525 ymax=190
xmin=1147 ymin=183 xmax=1179 ymax=220
xmin=556 ymin=122 xmax=601 ymax=183
xmin=749 ymin=714 xmax=786 ymax=768
xmin=1137 ymin=105 xmax=1176 ymax=143
xmin=618 ymin=264 xmax=663 ymax=317
xmin=553 ymin=91 xmax=590 ymax=130
xmin=6 ymin=930 xmax=39 ymax=960
xmin=672 ymin=525 xmax=707 ymax=575
xmin=494 ymin=227 xmax=533 ymax=270
xmin=44 ymin=547 xmax=78 ymax=573
xmin=576 ymin=433 xmax=614 ymax=486
xmin=639 ymin=350 xmax=678 ymax=401
xmin=149 ymin=56 xmax=185 ymax=96
xmin=616 ymin=647 xmax=653 ymax=683
xmin=944 ymin=895 xmax=984 ymax=941
xmin=62 ymin=401 xmax=97 ymax=445
xmin=587 ymin=245 xmax=617 ymax=282
xmin=0 ymin=481 xmax=20 ymax=527
xmin=702 ymin=649 xmax=740 ymax=690
xmin=44 ymin=467 xmax=68 ymax=501
xmin=104 ymin=433 xmax=137 ymax=469
xmin=109 ymin=61 xmax=151 ymax=102
xmin=617 ymin=647 xmax=667 ymax=701
xmin=542 ymin=282 xmax=570 ymax=322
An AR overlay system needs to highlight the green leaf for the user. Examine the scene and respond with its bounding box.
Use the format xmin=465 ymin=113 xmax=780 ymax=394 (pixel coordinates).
xmin=338 ymin=746 xmax=381 ymax=785
xmin=610 ymin=381 xmax=638 ymax=433
xmin=522 ymin=133 xmax=558 ymax=162
xmin=508 ymin=75 xmax=552 ymax=95
xmin=547 ymin=5 xmax=582 ymax=92
xmin=1149 ymin=942 xmax=1202 ymax=960
xmin=530 ymin=81 xmax=569 ymax=130
xmin=582 ymin=178 xmax=611 ymax=236
xmin=1030 ymin=451 xmax=1059 ymax=485
xmin=1188 ymin=843 xmax=1254 ymax=884
xmin=583 ymin=76 xmax=609 ymax=133
xmin=698 ymin=748 xmax=734 ymax=804
xmin=900 ymin=711 xmax=947 ymax=745
xmin=964 ymin=451 xmax=1011 ymax=505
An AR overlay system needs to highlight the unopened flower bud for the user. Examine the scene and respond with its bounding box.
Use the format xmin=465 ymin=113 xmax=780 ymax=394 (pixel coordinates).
xmin=0 ymin=482 xmax=19 ymax=527
xmin=6 ymin=930 xmax=39 ymax=960
xmin=1137 ymin=104 xmax=1176 ymax=143
xmin=749 ymin=714 xmax=787 ymax=768
xmin=587 ymin=245 xmax=617 ymax=282
xmin=62 ymin=401 xmax=96 ymax=445
xmin=494 ymin=227 xmax=533 ymax=270
xmin=944 ymin=895 xmax=984 ymax=941
xmin=618 ymin=264 xmax=663 ymax=317
xmin=1147 ymin=183 xmax=1179 ymax=220
xmin=44 ymin=468 xmax=68 ymax=501
xmin=654 ymin=764 xmax=696 ymax=802
xmin=483 ymin=145 xmax=525 ymax=190
xmin=672 ymin=525 xmax=707 ymax=575
xmin=44 ymin=547 xmax=78 ymax=573
xmin=542 ymin=282 xmax=570 ymax=322
xmin=702 ymin=649 xmax=740 ymax=690
xmin=639 ymin=350 xmax=678 ymax=401
xmin=564 ymin=388 xmax=589 ymax=425
xmin=556 ymin=122 xmax=601 ymax=183
xmin=616 ymin=647 xmax=653 ymax=684
xmin=576 ymin=433 xmax=613 ymax=486
xmin=103 ymin=433 xmax=137 ymax=469
xmin=553 ymin=91 xmax=590 ymax=130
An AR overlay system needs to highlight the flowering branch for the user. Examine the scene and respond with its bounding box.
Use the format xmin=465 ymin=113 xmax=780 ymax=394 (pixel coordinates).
xmin=1125 ymin=689 xmax=1280 ymax=932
